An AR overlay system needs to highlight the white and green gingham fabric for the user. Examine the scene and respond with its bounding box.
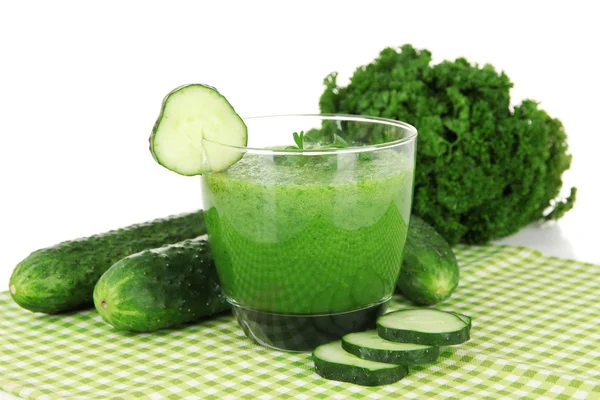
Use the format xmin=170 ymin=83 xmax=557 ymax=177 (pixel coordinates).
xmin=1 ymin=245 xmax=599 ymax=399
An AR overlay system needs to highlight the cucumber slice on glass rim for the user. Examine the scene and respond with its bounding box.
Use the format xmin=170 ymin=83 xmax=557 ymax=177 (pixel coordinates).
xmin=377 ymin=308 xmax=471 ymax=346
xmin=150 ymin=84 xmax=247 ymax=176
xmin=342 ymin=330 xmax=439 ymax=365
xmin=312 ymin=341 xmax=409 ymax=386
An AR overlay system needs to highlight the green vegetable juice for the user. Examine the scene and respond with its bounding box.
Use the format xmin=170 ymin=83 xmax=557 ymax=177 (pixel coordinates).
xmin=202 ymin=149 xmax=414 ymax=316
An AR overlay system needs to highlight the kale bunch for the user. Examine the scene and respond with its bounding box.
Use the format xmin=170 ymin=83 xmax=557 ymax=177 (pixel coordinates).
xmin=319 ymin=44 xmax=576 ymax=244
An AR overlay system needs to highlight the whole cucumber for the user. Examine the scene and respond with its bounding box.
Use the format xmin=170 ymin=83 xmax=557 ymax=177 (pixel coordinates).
xmin=9 ymin=210 xmax=205 ymax=314
xmin=93 ymin=235 xmax=229 ymax=332
xmin=396 ymin=215 xmax=459 ymax=305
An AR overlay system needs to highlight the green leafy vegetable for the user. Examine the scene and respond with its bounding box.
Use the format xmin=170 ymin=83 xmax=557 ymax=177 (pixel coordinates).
xmin=286 ymin=131 xmax=348 ymax=151
xmin=292 ymin=131 xmax=305 ymax=149
xmin=277 ymin=130 xmax=353 ymax=167
xmin=317 ymin=44 xmax=576 ymax=244
xmin=328 ymin=134 xmax=349 ymax=149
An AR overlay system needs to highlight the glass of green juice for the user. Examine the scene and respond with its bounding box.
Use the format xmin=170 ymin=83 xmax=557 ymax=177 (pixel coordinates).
xmin=200 ymin=114 xmax=417 ymax=352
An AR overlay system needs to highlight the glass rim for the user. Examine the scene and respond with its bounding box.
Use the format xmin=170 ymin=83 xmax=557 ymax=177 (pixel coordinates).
xmin=203 ymin=113 xmax=418 ymax=156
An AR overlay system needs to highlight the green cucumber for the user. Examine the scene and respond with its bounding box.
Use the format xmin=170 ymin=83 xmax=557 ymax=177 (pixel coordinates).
xmin=454 ymin=312 xmax=472 ymax=327
xmin=93 ymin=235 xmax=229 ymax=332
xmin=397 ymin=215 xmax=459 ymax=305
xmin=313 ymin=341 xmax=409 ymax=386
xmin=9 ymin=211 xmax=205 ymax=314
xmin=377 ymin=309 xmax=471 ymax=346
xmin=342 ymin=330 xmax=439 ymax=365
xmin=149 ymin=84 xmax=248 ymax=176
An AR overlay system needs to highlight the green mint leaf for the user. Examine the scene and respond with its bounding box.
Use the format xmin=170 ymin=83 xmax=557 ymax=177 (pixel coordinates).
xmin=323 ymin=134 xmax=349 ymax=149
xmin=292 ymin=131 xmax=304 ymax=149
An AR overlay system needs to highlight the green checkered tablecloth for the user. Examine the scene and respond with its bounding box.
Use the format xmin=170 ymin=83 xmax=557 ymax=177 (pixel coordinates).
xmin=1 ymin=245 xmax=599 ymax=399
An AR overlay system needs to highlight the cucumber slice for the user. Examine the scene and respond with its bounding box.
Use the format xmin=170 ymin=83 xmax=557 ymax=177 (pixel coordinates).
xmin=377 ymin=309 xmax=470 ymax=346
xmin=342 ymin=330 xmax=439 ymax=365
xmin=453 ymin=311 xmax=472 ymax=327
xmin=150 ymin=84 xmax=247 ymax=176
xmin=312 ymin=341 xmax=409 ymax=386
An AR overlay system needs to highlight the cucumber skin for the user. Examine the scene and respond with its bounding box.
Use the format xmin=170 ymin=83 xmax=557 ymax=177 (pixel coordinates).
xmin=93 ymin=236 xmax=229 ymax=332
xmin=377 ymin=324 xmax=469 ymax=346
xmin=313 ymin=355 xmax=409 ymax=386
xmin=341 ymin=340 xmax=439 ymax=365
xmin=9 ymin=211 xmax=205 ymax=314
xmin=397 ymin=215 xmax=459 ymax=305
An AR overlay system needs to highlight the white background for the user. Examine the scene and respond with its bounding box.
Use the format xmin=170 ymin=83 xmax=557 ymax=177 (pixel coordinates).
xmin=1 ymin=0 xmax=599 ymax=293
xmin=0 ymin=1 xmax=599 ymax=398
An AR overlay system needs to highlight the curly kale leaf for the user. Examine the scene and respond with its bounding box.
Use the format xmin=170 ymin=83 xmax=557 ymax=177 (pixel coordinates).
xmin=319 ymin=44 xmax=575 ymax=244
